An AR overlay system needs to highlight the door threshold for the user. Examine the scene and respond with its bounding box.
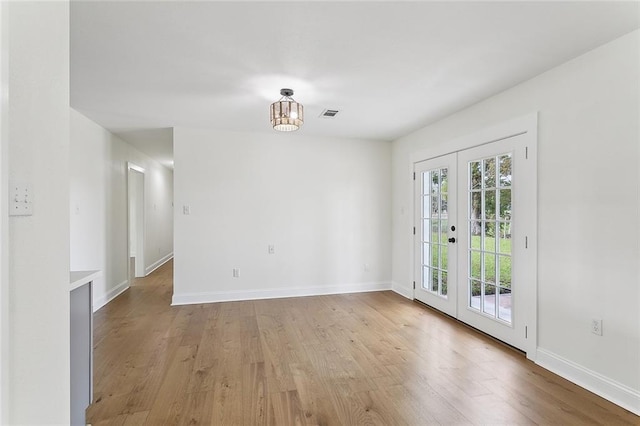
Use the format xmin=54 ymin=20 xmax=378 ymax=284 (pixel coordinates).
xmin=412 ymin=298 xmax=525 ymax=357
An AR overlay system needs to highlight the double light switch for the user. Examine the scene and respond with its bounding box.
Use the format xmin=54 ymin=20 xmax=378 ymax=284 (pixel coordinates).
xmin=10 ymin=182 xmax=33 ymax=216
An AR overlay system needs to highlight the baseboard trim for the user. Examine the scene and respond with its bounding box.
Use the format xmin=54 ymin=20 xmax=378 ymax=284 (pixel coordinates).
xmin=145 ymin=252 xmax=173 ymax=276
xmin=94 ymin=279 xmax=129 ymax=312
xmin=171 ymin=281 xmax=392 ymax=306
xmin=536 ymin=348 xmax=640 ymax=415
xmin=391 ymin=281 xmax=413 ymax=299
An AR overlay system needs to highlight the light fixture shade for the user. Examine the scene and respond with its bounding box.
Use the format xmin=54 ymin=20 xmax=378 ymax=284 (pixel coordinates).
xmin=270 ymin=89 xmax=304 ymax=131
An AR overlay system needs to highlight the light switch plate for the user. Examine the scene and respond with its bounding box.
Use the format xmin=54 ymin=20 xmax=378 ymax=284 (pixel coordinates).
xmin=10 ymin=182 xmax=33 ymax=216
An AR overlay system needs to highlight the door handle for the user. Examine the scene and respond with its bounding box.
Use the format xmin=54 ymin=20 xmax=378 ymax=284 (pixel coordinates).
xmin=448 ymin=237 xmax=456 ymax=243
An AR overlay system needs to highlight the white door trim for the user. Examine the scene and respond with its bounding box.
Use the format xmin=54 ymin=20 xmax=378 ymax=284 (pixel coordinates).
xmin=410 ymin=113 xmax=538 ymax=360
xmin=409 ymin=114 xmax=537 ymax=164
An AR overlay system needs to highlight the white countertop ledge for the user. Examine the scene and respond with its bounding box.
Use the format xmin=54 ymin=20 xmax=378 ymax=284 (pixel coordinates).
xmin=70 ymin=270 xmax=101 ymax=292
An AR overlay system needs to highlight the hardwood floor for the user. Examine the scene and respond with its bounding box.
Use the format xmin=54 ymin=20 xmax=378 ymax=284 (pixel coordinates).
xmin=88 ymin=260 xmax=638 ymax=425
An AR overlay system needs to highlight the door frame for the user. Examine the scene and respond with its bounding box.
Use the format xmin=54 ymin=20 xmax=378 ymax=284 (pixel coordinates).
xmin=127 ymin=162 xmax=146 ymax=279
xmin=410 ymin=113 xmax=538 ymax=360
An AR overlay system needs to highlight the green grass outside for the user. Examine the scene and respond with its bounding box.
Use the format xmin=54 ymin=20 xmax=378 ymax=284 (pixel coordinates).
xmin=427 ymin=233 xmax=512 ymax=293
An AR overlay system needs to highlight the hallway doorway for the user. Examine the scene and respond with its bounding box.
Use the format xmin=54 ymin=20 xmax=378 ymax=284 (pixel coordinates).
xmin=127 ymin=163 xmax=145 ymax=279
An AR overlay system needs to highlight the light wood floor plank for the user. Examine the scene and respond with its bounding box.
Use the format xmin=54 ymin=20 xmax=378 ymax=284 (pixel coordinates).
xmin=145 ymin=344 xmax=199 ymax=424
xmin=87 ymin=260 xmax=639 ymax=425
xmin=122 ymin=410 xmax=149 ymax=426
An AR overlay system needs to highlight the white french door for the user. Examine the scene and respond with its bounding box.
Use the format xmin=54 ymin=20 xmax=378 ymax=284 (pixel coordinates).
xmin=414 ymin=133 xmax=536 ymax=354
xmin=414 ymin=154 xmax=457 ymax=317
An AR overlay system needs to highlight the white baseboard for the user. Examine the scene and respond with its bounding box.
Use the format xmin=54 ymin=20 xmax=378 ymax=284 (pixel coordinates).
xmin=145 ymin=252 xmax=173 ymax=276
xmin=93 ymin=279 xmax=129 ymax=312
xmin=536 ymin=348 xmax=640 ymax=415
xmin=171 ymin=281 xmax=392 ymax=306
xmin=391 ymin=281 xmax=413 ymax=299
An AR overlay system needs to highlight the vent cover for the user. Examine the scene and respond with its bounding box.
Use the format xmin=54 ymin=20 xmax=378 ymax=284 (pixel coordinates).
xmin=320 ymin=109 xmax=339 ymax=118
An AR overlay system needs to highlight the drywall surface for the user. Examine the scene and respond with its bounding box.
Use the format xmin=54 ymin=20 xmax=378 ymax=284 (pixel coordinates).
xmin=7 ymin=2 xmax=71 ymax=423
xmin=0 ymin=2 xmax=8 ymax=422
xmin=392 ymin=30 xmax=640 ymax=404
xmin=173 ymin=128 xmax=391 ymax=303
xmin=70 ymin=110 xmax=174 ymax=310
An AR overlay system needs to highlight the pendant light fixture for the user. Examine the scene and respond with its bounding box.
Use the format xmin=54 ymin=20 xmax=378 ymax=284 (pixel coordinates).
xmin=270 ymin=88 xmax=304 ymax=132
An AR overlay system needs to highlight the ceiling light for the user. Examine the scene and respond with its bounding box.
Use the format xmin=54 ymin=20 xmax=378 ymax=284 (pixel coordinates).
xmin=270 ymin=88 xmax=304 ymax=132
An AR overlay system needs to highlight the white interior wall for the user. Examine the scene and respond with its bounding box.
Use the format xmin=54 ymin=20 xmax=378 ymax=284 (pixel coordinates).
xmin=7 ymin=2 xmax=71 ymax=423
xmin=0 ymin=2 xmax=8 ymax=422
xmin=391 ymin=30 xmax=640 ymax=412
xmin=70 ymin=109 xmax=174 ymax=310
xmin=173 ymin=127 xmax=391 ymax=304
xmin=144 ymin=154 xmax=174 ymax=273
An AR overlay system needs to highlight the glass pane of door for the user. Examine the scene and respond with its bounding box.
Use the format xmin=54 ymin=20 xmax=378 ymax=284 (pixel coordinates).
xmin=467 ymin=153 xmax=512 ymax=323
xmin=421 ymin=167 xmax=449 ymax=298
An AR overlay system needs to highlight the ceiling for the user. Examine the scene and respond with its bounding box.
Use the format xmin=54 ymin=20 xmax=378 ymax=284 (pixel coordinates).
xmin=70 ymin=1 xmax=640 ymax=168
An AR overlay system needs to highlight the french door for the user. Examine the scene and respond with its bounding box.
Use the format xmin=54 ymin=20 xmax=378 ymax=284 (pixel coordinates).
xmin=414 ymin=134 xmax=536 ymax=354
xmin=414 ymin=154 xmax=457 ymax=317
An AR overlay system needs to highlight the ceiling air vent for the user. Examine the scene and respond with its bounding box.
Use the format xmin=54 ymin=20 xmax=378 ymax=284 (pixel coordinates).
xmin=320 ymin=109 xmax=339 ymax=118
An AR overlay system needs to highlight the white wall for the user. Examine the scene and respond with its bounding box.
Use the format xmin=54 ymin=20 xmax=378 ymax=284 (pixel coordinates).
xmin=173 ymin=128 xmax=391 ymax=304
xmin=0 ymin=2 xmax=8 ymax=422
xmin=70 ymin=109 xmax=174 ymax=310
xmin=7 ymin=2 xmax=71 ymax=423
xmin=391 ymin=30 xmax=640 ymax=412
xmin=143 ymin=152 xmax=174 ymax=273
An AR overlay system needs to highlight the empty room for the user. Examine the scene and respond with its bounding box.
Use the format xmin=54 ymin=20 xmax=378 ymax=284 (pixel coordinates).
xmin=1 ymin=1 xmax=639 ymax=425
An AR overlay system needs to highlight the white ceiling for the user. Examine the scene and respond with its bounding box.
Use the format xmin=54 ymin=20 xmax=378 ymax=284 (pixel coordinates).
xmin=70 ymin=1 xmax=640 ymax=167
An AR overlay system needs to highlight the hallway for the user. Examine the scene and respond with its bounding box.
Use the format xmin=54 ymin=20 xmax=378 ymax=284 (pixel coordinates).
xmin=87 ymin=261 xmax=638 ymax=425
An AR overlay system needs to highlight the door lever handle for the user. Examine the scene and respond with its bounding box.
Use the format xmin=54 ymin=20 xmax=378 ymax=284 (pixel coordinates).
xmin=448 ymin=237 xmax=456 ymax=243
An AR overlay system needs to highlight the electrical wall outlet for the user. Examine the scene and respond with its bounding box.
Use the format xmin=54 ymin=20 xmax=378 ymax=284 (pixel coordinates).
xmin=591 ymin=319 xmax=603 ymax=336
xmin=232 ymin=268 xmax=240 ymax=278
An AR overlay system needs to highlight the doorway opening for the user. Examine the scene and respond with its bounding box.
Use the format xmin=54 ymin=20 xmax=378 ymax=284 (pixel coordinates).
xmin=127 ymin=163 xmax=145 ymax=282
xmin=412 ymin=115 xmax=538 ymax=359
